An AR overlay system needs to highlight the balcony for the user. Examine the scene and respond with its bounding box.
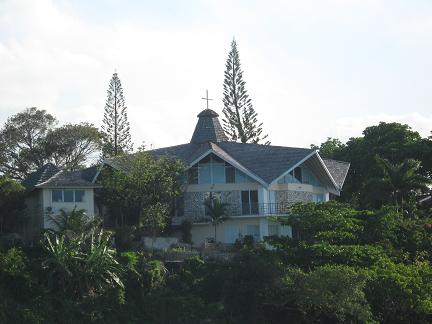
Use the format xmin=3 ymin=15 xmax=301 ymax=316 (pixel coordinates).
xmin=171 ymin=202 xmax=290 ymax=225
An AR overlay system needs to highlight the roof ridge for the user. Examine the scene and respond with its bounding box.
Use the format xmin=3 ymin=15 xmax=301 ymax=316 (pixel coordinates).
xmin=220 ymin=142 xmax=315 ymax=150
xmin=322 ymin=158 xmax=351 ymax=165
xmin=35 ymin=169 xmax=63 ymax=187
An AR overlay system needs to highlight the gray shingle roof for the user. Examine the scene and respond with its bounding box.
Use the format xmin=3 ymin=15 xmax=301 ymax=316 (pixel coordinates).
xmin=322 ymin=159 xmax=350 ymax=189
xmin=36 ymin=166 xmax=101 ymax=188
xmin=102 ymin=110 xmax=350 ymax=190
xmin=190 ymin=109 xmax=228 ymax=144
xmin=104 ymin=143 xmax=349 ymax=189
xmin=22 ymin=164 xmax=100 ymax=190
xmin=21 ymin=163 xmax=60 ymax=190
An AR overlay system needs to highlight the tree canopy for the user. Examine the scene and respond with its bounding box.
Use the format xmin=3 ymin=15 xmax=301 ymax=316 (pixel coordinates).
xmin=312 ymin=122 xmax=432 ymax=208
xmin=100 ymin=152 xmax=184 ymax=228
xmin=101 ymin=72 xmax=133 ymax=157
xmin=0 ymin=108 xmax=102 ymax=180
xmin=222 ymin=39 xmax=269 ymax=144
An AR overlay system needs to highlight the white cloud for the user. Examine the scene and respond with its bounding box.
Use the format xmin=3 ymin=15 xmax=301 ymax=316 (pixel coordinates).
xmin=1 ymin=0 xmax=432 ymax=151
xmin=334 ymin=112 xmax=432 ymax=141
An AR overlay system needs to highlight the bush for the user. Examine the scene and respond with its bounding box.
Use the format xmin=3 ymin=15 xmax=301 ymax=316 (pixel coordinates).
xmin=179 ymin=220 xmax=192 ymax=244
xmin=284 ymin=265 xmax=373 ymax=323
xmin=366 ymin=261 xmax=432 ymax=323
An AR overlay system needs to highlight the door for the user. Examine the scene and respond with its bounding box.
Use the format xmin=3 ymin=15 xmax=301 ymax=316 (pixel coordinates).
xmin=241 ymin=190 xmax=259 ymax=215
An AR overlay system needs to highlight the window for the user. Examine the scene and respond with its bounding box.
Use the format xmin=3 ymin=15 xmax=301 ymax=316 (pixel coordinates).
xmin=236 ymin=170 xmax=254 ymax=183
xmin=51 ymin=189 xmax=85 ymax=203
xmin=188 ymin=166 xmax=198 ymax=184
xmin=52 ymin=190 xmax=63 ymax=202
xmin=199 ymin=164 xmax=211 ymax=184
xmin=241 ymin=190 xmax=259 ymax=215
xmin=225 ymin=163 xmax=235 ymax=183
xmin=294 ymin=167 xmax=302 ymax=183
xmin=212 ymin=163 xmax=225 ymax=184
xmin=188 ymin=154 xmax=257 ymax=185
xmin=302 ymin=167 xmax=322 ymax=186
xmin=75 ymin=190 xmax=85 ymax=202
xmin=64 ymin=190 xmax=74 ymax=202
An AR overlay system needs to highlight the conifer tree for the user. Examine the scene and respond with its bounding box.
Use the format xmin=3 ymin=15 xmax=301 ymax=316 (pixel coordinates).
xmin=101 ymin=72 xmax=133 ymax=157
xmin=222 ymin=39 xmax=269 ymax=144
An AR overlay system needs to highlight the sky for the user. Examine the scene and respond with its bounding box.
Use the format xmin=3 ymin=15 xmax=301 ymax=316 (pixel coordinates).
xmin=1 ymin=0 xmax=432 ymax=151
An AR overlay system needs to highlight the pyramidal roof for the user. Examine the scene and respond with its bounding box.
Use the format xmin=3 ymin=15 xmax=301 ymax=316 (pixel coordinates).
xmin=190 ymin=109 xmax=228 ymax=144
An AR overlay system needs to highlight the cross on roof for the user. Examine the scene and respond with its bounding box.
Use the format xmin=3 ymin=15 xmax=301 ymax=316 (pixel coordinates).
xmin=201 ymin=89 xmax=213 ymax=109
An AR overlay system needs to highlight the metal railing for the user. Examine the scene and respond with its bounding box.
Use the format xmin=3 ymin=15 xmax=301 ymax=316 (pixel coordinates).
xmin=171 ymin=202 xmax=290 ymax=225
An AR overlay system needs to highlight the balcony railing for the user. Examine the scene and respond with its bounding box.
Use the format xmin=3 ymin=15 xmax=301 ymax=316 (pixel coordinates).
xmin=171 ymin=202 xmax=291 ymax=225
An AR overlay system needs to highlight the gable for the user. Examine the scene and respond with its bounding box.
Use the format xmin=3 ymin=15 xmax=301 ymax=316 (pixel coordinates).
xmin=216 ymin=142 xmax=315 ymax=184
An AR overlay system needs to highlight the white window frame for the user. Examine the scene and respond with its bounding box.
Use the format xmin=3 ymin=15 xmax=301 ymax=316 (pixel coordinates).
xmin=51 ymin=189 xmax=85 ymax=203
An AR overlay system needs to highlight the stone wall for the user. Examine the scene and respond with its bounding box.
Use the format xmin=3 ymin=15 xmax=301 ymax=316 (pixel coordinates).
xmin=276 ymin=190 xmax=313 ymax=207
xmin=184 ymin=190 xmax=242 ymax=218
xmin=221 ymin=190 xmax=242 ymax=215
xmin=184 ymin=192 xmax=206 ymax=217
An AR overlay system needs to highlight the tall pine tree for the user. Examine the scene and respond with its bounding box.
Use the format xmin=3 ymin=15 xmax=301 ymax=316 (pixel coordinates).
xmin=101 ymin=72 xmax=133 ymax=157
xmin=222 ymin=39 xmax=269 ymax=144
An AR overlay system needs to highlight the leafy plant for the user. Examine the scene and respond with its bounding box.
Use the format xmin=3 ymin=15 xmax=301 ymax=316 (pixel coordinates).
xmin=204 ymin=197 xmax=229 ymax=242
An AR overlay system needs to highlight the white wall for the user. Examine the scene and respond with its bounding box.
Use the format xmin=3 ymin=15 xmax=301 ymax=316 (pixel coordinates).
xmin=42 ymin=188 xmax=95 ymax=229
xmin=190 ymin=217 xmax=292 ymax=246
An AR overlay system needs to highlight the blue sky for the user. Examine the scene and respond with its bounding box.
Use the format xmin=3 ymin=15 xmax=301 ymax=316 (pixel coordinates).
xmin=1 ymin=0 xmax=432 ymax=150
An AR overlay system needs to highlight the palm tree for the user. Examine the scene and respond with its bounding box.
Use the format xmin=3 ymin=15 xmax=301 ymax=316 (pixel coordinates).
xmin=371 ymin=155 xmax=431 ymax=212
xmin=204 ymin=197 xmax=230 ymax=242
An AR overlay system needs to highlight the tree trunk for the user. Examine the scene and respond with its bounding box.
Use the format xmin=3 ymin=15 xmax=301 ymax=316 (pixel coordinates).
xmin=214 ymin=224 xmax=217 ymax=242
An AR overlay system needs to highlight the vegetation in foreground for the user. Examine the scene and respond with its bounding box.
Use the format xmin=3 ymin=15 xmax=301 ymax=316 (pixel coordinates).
xmin=1 ymin=200 xmax=432 ymax=323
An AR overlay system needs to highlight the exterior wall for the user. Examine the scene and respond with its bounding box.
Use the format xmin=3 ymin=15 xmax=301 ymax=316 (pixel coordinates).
xmin=181 ymin=181 xmax=331 ymax=222
xmin=184 ymin=190 xmax=242 ymax=218
xmin=190 ymin=217 xmax=292 ymax=246
xmin=42 ymin=188 xmax=95 ymax=229
xmin=191 ymin=217 xmax=261 ymax=246
xmin=275 ymin=190 xmax=314 ymax=205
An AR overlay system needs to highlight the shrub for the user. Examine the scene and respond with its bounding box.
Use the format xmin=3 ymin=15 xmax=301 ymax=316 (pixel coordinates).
xmin=284 ymin=265 xmax=373 ymax=323
xmin=179 ymin=220 xmax=192 ymax=244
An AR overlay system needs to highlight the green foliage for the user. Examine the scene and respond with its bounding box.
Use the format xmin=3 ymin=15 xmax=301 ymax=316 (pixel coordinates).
xmin=0 ymin=247 xmax=27 ymax=276
xmin=141 ymin=202 xmax=169 ymax=241
xmin=44 ymin=123 xmax=102 ymax=171
xmin=204 ymin=197 xmax=230 ymax=242
xmin=222 ymin=38 xmax=269 ymax=144
xmin=284 ymin=265 xmax=373 ymax=323
xmin=179 ymin=220 xmax=192 ymax=244
xmin=367 ymin=156 xmax=430 ymax=212
xmin=222 ymin=250 xmax=283 ymax=323
xmin=0 ymin=176 xmax=26 ymax=234
xmin=317 ymin=122 xmax=432 ymax=208
xmin=311 ymin=137 xmax=346 ymax=158
xmin=281 ymin=201 xmax=363 ymax=244
xmin=42 ymin=229 xmax=123 ymax=300
xmin=0 ymin=107 xmax=102 ymax=180
xmin=114 ymin=225 xmax=137 ymax=251
xmin=0 ymin=107 xmax=56 ymax=179
xmin=100 ymin=151 xmax=183 ymax=227
xmin=47 ymin=207 xmax=98 ymax=236
xmin=101 ymin=72 xmax=132 ymax=157
xmin=366 ymin=261 xmax=432 ymax=323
